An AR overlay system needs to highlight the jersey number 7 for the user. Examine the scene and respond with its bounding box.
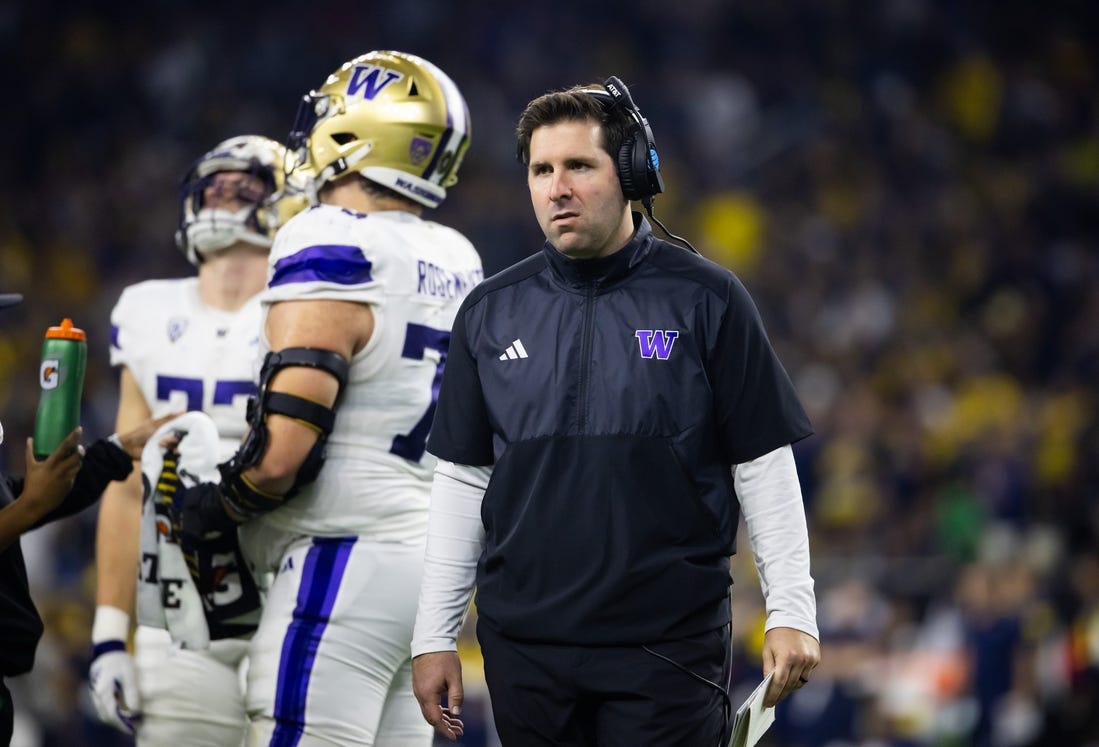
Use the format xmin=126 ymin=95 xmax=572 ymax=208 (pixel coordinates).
xmin=390 ymin=323 xmax=450 ymax=463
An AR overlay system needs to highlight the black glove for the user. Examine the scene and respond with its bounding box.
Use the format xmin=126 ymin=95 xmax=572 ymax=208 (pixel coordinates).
xmin=157 ymin=449 xmax=231 ymax=588
xmin=156 ymin=449 xmax=260 ymax=639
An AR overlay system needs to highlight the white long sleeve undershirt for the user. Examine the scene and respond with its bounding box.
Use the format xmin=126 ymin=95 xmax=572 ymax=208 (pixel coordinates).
xmin=411 ymin=460 xmax=489 ymax=657
xmin=734 ymin=444 xmax=819 ymax=639
xmin=410 ymin=445 xmax=819 ymax=656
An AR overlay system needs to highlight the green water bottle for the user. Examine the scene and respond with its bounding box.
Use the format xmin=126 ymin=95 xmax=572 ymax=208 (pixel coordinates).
xmin=33 ymin=318 xmax=87 ymax=459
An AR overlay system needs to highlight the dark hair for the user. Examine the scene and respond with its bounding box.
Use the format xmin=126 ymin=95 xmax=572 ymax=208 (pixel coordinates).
xmin=515 ymin=83 xmax=633 ymax=167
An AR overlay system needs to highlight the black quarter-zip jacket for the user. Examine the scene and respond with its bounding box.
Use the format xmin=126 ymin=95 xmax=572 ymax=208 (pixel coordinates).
xmin=428 ymin=216 xmax=812 ymax=645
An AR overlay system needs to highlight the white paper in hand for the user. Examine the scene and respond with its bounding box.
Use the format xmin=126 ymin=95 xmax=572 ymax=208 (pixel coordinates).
xmin=727 ymin=672 xmax=776 ymax=747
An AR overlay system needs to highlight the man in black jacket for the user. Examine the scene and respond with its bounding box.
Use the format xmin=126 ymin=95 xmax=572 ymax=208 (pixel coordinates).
xmin=411 ymin=80 xmax=821 ymax=746
xmin=0 ymin=292 xmax=172 ymax=743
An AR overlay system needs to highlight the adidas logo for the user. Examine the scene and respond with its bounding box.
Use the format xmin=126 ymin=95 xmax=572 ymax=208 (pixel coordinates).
xmin=499 ymin=339 xmax=529 ymax=361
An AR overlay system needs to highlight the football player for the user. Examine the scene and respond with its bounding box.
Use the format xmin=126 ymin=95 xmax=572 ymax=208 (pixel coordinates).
xmin=164 ymin=50 xmax=483 ymax=745
xmin=90 ymin=135 xmax=309 ymax=745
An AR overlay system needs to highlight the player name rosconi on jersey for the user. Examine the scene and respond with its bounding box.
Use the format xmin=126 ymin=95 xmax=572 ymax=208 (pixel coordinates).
xmin=417 ymin=259 xmax=483 ymax=300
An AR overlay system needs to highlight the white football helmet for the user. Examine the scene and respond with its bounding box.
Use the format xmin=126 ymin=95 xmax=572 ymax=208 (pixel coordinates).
xmin=176 ymin=135 xmax=311 ymax=265
xmin=287 ymin=50 xmax=471 ymax=208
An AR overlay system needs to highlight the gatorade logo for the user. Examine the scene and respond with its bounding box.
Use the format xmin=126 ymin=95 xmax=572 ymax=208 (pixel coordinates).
xmin=40 ymin=359 xmax=60 ymax=390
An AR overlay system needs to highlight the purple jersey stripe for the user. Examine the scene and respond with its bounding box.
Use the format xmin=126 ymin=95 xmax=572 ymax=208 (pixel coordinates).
xmin=270 ymin=536 xmax=356 ymax=746
xmin=110 ymin=324 xmax=120 ymax=350
xmin=269 ymin=244 xmax=373 ymax=288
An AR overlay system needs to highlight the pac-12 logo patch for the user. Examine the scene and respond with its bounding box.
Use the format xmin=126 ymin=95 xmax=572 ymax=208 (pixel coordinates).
xmin=40 ymin=359 xmax=60 ymax=389
xmin=409 ymin=137 xmax=432 ymax=166
xmin=168 ymin=317 xmax=188 ymax=342
xmin=635 ymin=330 xmax=678 ymax=360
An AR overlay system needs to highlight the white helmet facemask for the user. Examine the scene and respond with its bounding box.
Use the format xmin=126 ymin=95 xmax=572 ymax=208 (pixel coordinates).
xmin=182 ymin=207 xmax=273 ymax=256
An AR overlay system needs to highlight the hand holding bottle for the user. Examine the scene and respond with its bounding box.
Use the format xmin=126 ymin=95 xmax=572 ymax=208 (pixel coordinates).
xmin=22 ymin=427 xmax=85 ymax=521
xmin=0 ymin=427 xmax=85 ymax=550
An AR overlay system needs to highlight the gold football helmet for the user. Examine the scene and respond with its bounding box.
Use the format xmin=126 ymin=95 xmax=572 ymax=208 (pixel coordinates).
xmin=176 ymin=135 xmax=311 ymax=265
xmin=287 ymin=50 xmax=471 ymax=208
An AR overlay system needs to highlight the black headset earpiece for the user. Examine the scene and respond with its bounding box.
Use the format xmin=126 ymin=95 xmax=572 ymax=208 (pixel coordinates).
xmin=583 ymin=77 xmax=698 ymax=253
xmin=594 ymin=76 xmax=665 ymax=204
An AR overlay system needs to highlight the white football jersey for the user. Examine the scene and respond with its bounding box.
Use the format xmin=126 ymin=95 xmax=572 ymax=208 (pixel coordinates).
xmin=252 ymin=205 xmax=483 ymax=541
xmin=110 ymin=277 xmax=262 ymax=459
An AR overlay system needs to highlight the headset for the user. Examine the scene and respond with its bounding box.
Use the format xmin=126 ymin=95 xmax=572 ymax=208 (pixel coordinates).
xmin=584 ymin=76 xmax=699 ymax=254
xmin=582 ymin=76 xmax=665 ymax=206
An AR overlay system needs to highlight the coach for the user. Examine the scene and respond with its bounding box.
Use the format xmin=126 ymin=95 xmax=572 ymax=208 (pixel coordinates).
xmin=412 ymin=78 xmax=821 ymax=746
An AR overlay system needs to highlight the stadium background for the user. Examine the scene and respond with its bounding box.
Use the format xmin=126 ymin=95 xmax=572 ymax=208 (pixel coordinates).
xmin=1 ymin=0 xmax=1096 ymax=744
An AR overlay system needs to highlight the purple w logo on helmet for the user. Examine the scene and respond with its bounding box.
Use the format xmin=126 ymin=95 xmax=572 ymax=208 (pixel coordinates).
xmin=347 ymin=64 xmax=404 ymax=100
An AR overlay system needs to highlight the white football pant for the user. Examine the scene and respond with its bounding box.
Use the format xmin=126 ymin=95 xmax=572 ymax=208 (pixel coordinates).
xmin=134 ymin=626 xmax=248 ymax=746
xmin=241 ymin=525 xmax=432 ymax=746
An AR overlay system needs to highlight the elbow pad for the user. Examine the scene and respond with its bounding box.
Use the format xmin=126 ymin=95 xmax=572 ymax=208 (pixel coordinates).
xmin=219 ymin=347 xmax=349 ymax=515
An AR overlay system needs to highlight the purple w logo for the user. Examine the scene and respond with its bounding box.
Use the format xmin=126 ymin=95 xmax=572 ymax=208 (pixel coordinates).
xmin=347 ymin=64 xmax=404 ymax=100
xmin=635 ymin=330 xmax=679 ymax=360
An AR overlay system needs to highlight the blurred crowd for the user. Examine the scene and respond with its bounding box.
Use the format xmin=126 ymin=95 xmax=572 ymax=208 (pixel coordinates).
xmin=1 ymin=0 xmax=1096 ymax=745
